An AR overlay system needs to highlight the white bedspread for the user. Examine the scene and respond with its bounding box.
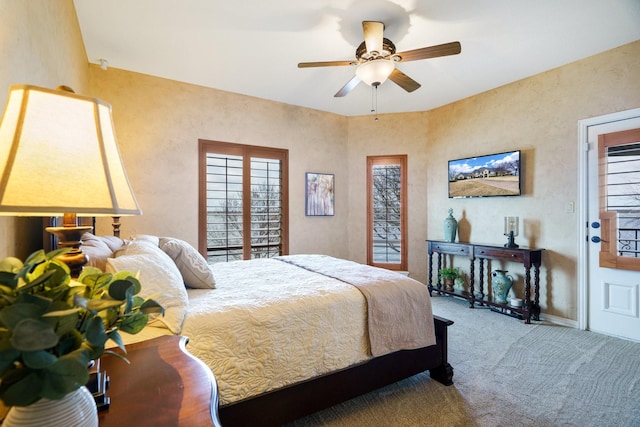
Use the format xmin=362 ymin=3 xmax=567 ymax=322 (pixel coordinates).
xmin=182 ymin=257 xmax=369 ymax=405
xmin=180 ymin=255 xmax=435 ymax=406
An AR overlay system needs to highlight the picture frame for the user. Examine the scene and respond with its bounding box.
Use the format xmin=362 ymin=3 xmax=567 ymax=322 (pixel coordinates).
xmin=305 ymin=172 xmax=334 ymax=216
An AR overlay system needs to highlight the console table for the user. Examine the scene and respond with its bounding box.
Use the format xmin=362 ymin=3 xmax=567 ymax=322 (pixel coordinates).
xmin=427 ymin=240 xmax=544 ymax=324
xmin=98 ymin=335 xmax=222 ymax=427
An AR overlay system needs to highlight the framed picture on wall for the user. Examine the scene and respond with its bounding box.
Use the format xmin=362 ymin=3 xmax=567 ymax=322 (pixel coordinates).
xmin=305 ymin=172 xmax=334 ymax=216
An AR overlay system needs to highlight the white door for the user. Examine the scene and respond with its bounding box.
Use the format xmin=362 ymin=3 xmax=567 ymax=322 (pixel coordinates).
xmin=586 ymin=114 xmax=640 ymax=341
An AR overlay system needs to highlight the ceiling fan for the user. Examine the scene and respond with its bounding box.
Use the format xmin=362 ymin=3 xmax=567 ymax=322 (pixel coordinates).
xmin=298 ymin=21 xmax=461 ymax=97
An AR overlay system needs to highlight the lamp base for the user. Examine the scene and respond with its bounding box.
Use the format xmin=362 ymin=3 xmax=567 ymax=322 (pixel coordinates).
xmin=45 ymin=225 xmax=93 ymax=277
xmin=504 ymin=231 xmax=519 ymax=249
xmin=112 ymin=216 xmax=121 ymax=238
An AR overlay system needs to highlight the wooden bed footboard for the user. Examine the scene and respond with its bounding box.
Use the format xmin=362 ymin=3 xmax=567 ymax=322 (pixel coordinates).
xmin=218 ymin=315 xmax=454 ymax=427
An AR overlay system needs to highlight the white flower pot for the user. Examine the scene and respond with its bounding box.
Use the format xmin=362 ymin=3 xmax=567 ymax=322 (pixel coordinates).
xmin=3 ymin=386 xmax=98 ymax=427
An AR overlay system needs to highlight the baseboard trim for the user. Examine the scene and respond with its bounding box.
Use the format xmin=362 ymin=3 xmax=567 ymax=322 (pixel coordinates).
xmin=541 ymin=313 xmax=577 ymax=328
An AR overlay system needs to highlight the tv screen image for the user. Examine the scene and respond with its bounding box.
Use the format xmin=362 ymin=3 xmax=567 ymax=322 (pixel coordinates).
xmin=448 ymin=150 xmax=521 ymax=198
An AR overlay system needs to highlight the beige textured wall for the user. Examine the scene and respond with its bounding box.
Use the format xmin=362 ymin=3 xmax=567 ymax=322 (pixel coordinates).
xmin=0 ymin=0 xmax=88 ymax=259
xmin=88 ymin=68 xmax=350 ymax=257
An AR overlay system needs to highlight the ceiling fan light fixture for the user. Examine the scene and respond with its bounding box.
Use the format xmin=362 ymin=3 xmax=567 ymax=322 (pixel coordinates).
xmin=355 ymin=59 xmax=395 ymax=86
xmin=299 ymin=20 xmax=460 ymax=97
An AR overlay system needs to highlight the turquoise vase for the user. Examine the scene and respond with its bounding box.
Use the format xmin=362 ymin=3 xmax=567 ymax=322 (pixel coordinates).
xmin=491 ymin=270 xmax=513 ymax=304
xmin=443 ymin=208 xmax=457 ymax=242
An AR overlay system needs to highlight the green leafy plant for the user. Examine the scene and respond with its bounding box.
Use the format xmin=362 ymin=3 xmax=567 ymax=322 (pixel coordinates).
xmin=438 ymin=266 xmax=462 ymax=280
xmin=0 ymin=249 xmax=163 ymax=407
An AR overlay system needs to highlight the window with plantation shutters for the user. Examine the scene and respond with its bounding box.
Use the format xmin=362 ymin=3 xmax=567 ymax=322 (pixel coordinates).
xmin=199 ymin=140 xmax=288 ymax=263
xmin=366 ymin=155 xmax=407 ymax=271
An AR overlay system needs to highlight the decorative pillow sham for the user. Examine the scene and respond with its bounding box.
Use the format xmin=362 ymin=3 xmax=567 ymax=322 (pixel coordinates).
xmin=106 ymin=240 xmax=188 ymax=334
xmin=159 ymin=237 xmax=216 ymax=289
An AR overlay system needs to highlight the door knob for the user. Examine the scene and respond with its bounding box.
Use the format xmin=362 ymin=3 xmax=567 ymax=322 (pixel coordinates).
xmin=591 ymin=236 xmax=601 ymax=243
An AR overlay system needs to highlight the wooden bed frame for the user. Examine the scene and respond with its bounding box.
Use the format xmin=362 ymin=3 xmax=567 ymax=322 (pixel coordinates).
xmin=216 ymin=315 xmax=454 ymax=427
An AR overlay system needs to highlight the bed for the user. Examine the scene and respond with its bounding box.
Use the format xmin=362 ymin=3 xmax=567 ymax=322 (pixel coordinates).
xmin=81 ymin=233 xmax=454 ymax=427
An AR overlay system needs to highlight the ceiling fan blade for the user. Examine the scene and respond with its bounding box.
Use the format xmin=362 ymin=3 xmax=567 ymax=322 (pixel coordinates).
xmin=363 ymin=21 xmax=384 ymax=55
xmin=395 ymin=41 xmax=461 ymax=62
xmin=334 ymin=76 xmax=361 ymax=97
xmin=388 ymin=68 xmax=421 ymax=93
xmin=298 ymin=60 xmax=354 ymax=68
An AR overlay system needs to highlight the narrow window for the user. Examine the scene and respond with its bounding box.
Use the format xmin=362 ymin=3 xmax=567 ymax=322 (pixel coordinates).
xmin=199 ymin=140 xmax=289 ymax=263
xmin=367 ymin=155 xmax=407 ymax=270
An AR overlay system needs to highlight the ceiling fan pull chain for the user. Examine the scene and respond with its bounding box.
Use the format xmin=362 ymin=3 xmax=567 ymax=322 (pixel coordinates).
xmin=371 ymin=85 xmax=375 ymax=114
xmin=372 ymin=83 xmax=379 ymax=122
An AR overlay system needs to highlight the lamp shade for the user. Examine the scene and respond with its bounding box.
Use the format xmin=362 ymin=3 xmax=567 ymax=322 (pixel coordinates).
xmin=355 ymin=59 xmax=395 ymax=86
xmin=0 ymin=85 xmax=141 ymax=217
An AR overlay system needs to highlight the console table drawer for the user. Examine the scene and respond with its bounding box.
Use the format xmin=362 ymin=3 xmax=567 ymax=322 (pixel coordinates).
xmin=474 ymin=246 xmax=524 ymax=262
xmin=430 ymin=241 xmax=471 ymax=256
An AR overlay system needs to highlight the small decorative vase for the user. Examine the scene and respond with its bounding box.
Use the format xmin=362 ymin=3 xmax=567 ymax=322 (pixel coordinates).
xmin=443 ymin=277 xmax=455 ymax=292
xmin=454 ymin=276 xmax=465 ymax=292
xmin=3 ymin=386 xmax=98 ymax=427
xmin=491 ymin=270 xmax=514 ymax=305
xmin=443 ymin=208 xmax=458 ymax=242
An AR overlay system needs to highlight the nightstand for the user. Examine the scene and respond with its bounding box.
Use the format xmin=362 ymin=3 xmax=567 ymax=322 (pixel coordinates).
xmin=98 ymin=335 xmax=221 ymax=427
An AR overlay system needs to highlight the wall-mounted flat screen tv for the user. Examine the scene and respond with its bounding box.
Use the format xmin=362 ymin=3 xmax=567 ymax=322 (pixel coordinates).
xmin=448 ymin=150 xmax=521 ymax=198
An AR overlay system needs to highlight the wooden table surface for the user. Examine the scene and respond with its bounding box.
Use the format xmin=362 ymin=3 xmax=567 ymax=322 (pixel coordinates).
xmin=98 ymin=335 xmax=221 ymax=427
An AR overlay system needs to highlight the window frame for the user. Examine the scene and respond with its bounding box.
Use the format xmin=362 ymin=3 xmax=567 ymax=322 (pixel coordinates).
xmin=598 ymin=128 xmax=640 ymax=270
xmin=366 ymin=154 xmax=408 ymax=271
xmin=198 ymin=139 xmax=289 ymax=261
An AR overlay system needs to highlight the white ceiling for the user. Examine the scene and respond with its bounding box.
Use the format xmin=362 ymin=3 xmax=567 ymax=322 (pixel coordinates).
xmin=74 ymin=0 xmax=640 ymax=117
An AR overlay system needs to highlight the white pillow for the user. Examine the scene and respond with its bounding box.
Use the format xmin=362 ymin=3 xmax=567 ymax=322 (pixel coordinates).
xmin=106 ymin=240 xmax=188 ymax=334
xmin=81 ymin=233 xmax=114 ymax=271
xmin=159 ymin=237 xmax=216 ymax=289
xmin=131 ymin=234 xmax=160 ymax=246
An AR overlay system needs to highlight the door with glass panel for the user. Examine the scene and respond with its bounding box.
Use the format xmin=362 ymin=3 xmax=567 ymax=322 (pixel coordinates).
xmin=587 ymin=120 xmax=640 ymax=341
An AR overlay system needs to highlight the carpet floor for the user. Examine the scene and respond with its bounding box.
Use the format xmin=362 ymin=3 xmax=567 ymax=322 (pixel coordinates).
xmin=286 ymin=296 xmax=640 ymax=427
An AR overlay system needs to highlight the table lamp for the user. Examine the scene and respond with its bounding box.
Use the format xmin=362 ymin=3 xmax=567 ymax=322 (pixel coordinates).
xmin=0 ymin=84 xmax=141 ymax=276
xmin=504 ymin=216 xmax=519 ymax=248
